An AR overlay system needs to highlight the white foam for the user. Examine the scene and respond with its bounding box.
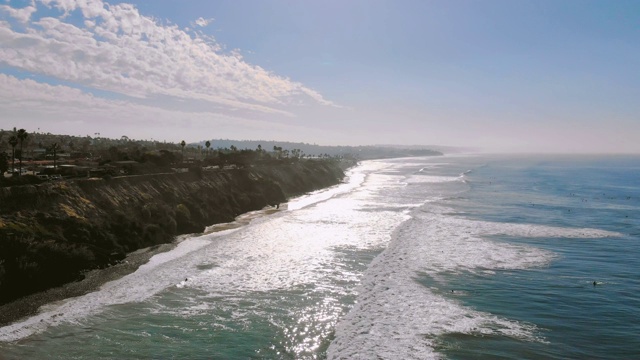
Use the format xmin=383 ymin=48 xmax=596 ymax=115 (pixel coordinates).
xmin=328 ymin=203 xmax=620 ymax=359
xmin=405 ymin=174 xmax=463 ymax=184
xmin=287 ymin=161 xmax=385 ymax=211
xmin=0 ymin=235 xmax=217 ymax=342
xmin=326 ymin=157 xmax=625 ymax=358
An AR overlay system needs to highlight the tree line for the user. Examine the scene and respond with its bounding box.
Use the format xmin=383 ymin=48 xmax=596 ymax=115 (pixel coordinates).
xmin=0 ymin=128 xmax=339 ymax=182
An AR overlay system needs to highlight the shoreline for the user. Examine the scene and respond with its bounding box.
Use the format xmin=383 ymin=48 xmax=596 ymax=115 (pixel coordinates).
xmin=0 ymin=240 xmax=177 ymax=327
xmin=0 ymin=160 xmax=357 ymax=330
xmin=0 ymin=202 xmax=289 ymax=329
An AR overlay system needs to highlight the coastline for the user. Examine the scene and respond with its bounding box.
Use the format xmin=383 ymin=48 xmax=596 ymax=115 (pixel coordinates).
xmin=0 ymin=204 xmax=289 ymax=328
xmin=0 ymin=240 xmax=176 ymax=327
xmin=0 ymin=160 xmax=356 ymax=329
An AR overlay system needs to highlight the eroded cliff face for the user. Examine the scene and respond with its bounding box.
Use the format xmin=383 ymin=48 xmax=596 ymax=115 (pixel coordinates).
xmin=0 ymin=160 xmax=351 ymax=305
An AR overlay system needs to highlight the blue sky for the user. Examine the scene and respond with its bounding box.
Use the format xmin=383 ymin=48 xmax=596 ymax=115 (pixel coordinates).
xmin=1 ymin=0 xmax=638 ymax=152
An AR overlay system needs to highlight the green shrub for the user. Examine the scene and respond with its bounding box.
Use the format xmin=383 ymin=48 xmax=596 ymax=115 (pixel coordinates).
xmin=176 ymin=203 xmax=191 ymax=220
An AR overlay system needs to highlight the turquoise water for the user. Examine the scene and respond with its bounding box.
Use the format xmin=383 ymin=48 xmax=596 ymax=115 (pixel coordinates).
xmin=0 ymin=155 xmax=638 ymax=359
xmin=435 ymin=155 xmax=640 ymax=359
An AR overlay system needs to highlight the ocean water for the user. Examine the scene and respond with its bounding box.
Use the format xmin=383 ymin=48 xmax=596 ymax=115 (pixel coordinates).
xmin=0 ymin=154 xmax=638 ymax=359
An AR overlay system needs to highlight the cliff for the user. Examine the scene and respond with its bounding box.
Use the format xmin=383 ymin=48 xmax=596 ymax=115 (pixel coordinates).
xmin=0 ymin=159 xmax=352 ymax=307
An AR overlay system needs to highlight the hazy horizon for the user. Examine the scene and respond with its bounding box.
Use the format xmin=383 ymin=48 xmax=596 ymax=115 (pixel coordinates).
xmin=1 ymin=0 xmax=639 ymax=154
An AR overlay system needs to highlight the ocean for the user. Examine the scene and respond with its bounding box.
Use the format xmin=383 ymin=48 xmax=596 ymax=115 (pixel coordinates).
xmin=0 ymin=154 xmax=638 ymax=359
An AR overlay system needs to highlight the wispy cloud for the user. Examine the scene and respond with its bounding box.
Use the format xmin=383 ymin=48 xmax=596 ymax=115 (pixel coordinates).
xmin=0 ymin=0 xmax=334 ymax=117
xmin=193 ymin=16 xmax=213 ymax=28
xmin=0 ymin=73 xmax=303 ymax=139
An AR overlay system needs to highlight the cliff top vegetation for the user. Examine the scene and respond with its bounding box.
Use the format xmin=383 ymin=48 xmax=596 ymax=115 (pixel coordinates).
xmin=0 ymin=128 xmax=441 ymax=186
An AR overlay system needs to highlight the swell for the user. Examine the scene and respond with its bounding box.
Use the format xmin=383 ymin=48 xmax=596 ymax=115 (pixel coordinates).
xmin=327 ymin=203 xmax=620 ymax=359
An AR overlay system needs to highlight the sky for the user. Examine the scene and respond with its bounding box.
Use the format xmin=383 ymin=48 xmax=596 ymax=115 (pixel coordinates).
xmin=1 ymin=0 xmax=639 ymax=153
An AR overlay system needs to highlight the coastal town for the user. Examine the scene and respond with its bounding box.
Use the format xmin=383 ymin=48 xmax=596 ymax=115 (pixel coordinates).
xmin=0 ymin=128 xmax=324 ymax=186
xmin=1 ymin=128 xmax=194 ymax=180
xmin=0 ymin=128 xmax=442 ymax=186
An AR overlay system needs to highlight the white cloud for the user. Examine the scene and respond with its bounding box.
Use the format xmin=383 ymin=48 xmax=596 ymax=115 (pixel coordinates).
xmin=0 ymin=0 xmax=334 ymax=117
xmin=0 ymin=0 xmax=36 ymax=22
xmin=193 ymin=17 xmax=213 ymax=27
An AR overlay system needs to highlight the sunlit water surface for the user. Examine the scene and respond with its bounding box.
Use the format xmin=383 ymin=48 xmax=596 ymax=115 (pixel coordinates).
xmin=1 ymin=155 xmax=639 ymax=359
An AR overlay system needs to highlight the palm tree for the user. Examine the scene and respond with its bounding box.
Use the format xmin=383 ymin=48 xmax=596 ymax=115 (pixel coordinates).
xmin=273 ymin=145 xmax=282 ymax=159
xmin=50 ymin=142 xmax=61 ymax=170
xmin=8 ymin=135 xmax=18 ymax=174
xmin=180 ymin=140 xmax=186 ymax=162
xmin=205 ymin=140 xmax=211 ymax=158
xmin=17 ymin=129 xmax=28 ymax=176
